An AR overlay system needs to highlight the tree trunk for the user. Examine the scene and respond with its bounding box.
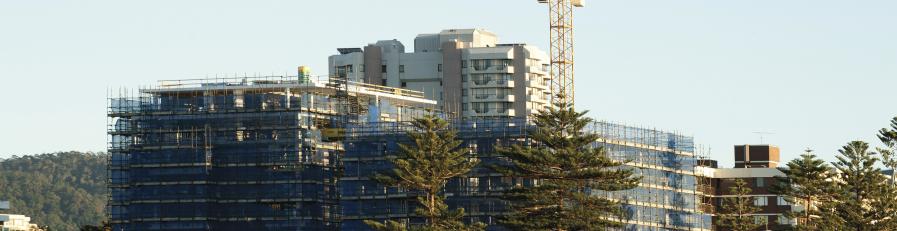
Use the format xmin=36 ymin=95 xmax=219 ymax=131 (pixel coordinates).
xmin=805 ymin=197 xmax=811 ymax=227
xmin=557 ymin=189 xmax=565 ymax=231
xmin=428 ymin=190 xmax=437 ymax=229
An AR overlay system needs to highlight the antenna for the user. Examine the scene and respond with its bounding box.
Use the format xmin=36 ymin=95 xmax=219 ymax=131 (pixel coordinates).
xmin=752 ymin=131 xmax=775 ymax=144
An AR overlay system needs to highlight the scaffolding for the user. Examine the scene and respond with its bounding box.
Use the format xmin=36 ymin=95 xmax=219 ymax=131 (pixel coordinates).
xmin=342 ymin=119 xmax=711 ymax=231
xmin=107 ymin=75 xmax=711 ymax=231
xmin=107 ymin=75 xmax=437 ymax=231
xmin=693 ymin=152 xmax=718 ymax=229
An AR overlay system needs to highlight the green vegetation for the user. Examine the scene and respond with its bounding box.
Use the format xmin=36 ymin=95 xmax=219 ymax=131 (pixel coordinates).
xmin=772 ymin=150 xmax=842 ymax=230
xmin=774 ymin=116 xmax=897 ymax=230
xmin=364 ymin=115 xmax=484 ymax=231
xmin=877 ymin=116 xmax=897 ymax=183
xmin=716 ymin=179 xmax=762 ymax=231
xmin=0 ymin=152 xmax=107 ymax=231
xmin=494 ymin=96 xmax=641 ymax=230
xmin=832 ymin=141 xmax=897 ymax=230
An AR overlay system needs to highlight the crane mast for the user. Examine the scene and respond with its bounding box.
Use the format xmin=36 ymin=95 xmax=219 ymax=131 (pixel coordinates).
xmin=539 ymin=0 xmax=583 ymax=106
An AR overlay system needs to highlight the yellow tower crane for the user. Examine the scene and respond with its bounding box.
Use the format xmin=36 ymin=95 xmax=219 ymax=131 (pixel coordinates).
xmin=538 ymin=0 xmax=584 ymax=106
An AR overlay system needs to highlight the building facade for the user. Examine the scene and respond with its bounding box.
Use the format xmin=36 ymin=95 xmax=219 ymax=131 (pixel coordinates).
xmin=697 ymin=145 xmax=794 ymax=231
xmin=109 ymin=75 xmax=715 ymax=231
xmin=342 ymin=119 xmax=712 ymax=231
xmin=107 ymin=76 xmax=437 ymax=230
xmin=329 ymin=29 xmax=552 ymax=119
xmin=109 ymin=29 xmax=720 ymax=230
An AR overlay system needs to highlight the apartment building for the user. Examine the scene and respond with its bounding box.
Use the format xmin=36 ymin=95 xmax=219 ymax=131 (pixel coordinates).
xmin=344 ymin=120 xmax=712 ymax=230
xmin=329 ymin=29 xmax=552 ymax=119
xmin=697 ymin=145 xmax=794 ymax=231
xmin=0 ymin=202 xmax=43 ymax=231
xmin=0 ymin=214 xmax=38 ymax=231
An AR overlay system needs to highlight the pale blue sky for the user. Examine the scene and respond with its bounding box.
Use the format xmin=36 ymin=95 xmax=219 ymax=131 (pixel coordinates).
xmin=1 ymin=0 xmax=895 ymax=167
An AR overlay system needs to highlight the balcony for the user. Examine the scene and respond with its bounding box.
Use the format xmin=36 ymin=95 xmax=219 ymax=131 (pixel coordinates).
xmin=529 ymin=65 xmax=548 ymax=75
xmin=527 ymin=80 xmax=549 ymax=90
xmin=464 ymin=65 xmax=515 ymax=74
xmin=467 ymin=108 xmax=515 ymax=117
xmin=468 ymin=80 xmax=514 ymax=88
xmin=530 ymin=94 xmax=550 ymax=104
xmin=470 ymin=94 xmax=515 ymax=102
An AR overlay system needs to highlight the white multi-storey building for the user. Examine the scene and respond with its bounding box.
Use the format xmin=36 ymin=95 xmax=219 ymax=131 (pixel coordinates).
xmin=0 ymin=214 xmax=40 ymax=231
xmin=329 ymin=29 xmax=552 ymax=119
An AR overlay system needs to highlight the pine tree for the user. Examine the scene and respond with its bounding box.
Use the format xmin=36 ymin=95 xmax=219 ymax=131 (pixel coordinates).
xmin=877 ymin=116 xmax=897 ymax=184
xmin=771 ymin=149 xmax=844 ymax=230
xmin=716 ymin=179 xmax=762 ymax=231
xmin=364 ymin=115 xmax=484 ymax=231
xmin=870 ymin=116 xmax=897 ymax=230
xmin=495 ymin=95 xmax=641 ymax=231
xmin=832 ymin=141 xmax=897 ymax=230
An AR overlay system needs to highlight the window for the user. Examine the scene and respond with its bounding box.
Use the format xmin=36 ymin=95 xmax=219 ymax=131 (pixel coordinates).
xmin=754 ymin=216 xmax=769 ymax=225
xmin=381 ymin=65 xmax=387 ymax=73
xmin=360 ymin=64 xmax=365 ymax=72
xmin=472 ymin=103 xmax=488 ymax=113
xmin=438 ymin=64 xmax=443 ymax=72
xmin=462 ymin=75 xmax=468 ymax=82
xmin=462 ymin=89 xmax=468 ymax=96
xmin=777 ymin=215 xmax=792 ymax=225
xmin=471 ymin=73 xmax=512 ymax=85
xmin=497 ymin=102 xmax=512 ymax=113
xmin=399 ymin=65 xmax=405 ymax=73
xmin=777 ymin=196 xmax=790 ymax=206
xmin=347 ymin=65 xmax=354 ymax=73
xmin=468 ymin=177 xmax=479 ymax=191
xmin=401 ymin=82 xmax=407 ymax=87
xmin=462 ymin=103 xmax=468 ymax=111
xmin=754 ymin=196 xmax=768 ymax=206
xmin=462 ymin=61 xmax=468 ymax=68
xmin=381 ymin=79 xmax=387 ymax=86
xmin=756 ymin=178 xmax=766 ymax=187
xmin=471 ymin=59 xmax=512 ymax=71
xmin=336 ymin=66 xmax=350 ymax=78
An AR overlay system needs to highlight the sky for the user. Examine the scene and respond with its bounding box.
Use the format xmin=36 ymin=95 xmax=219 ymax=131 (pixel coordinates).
xmin=0 ymin=0 xmax=895 ymax=167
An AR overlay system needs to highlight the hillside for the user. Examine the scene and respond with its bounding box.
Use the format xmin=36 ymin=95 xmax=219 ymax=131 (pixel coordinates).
xmin=0 ymin=152 xmax=107 ymax=230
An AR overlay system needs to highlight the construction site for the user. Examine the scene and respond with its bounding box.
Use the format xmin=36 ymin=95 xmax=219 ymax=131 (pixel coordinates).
xmin=342 ymin=118 xmax=711 ymax=230
xmin=106 ymin=0 xmax=719 ymax=230
xmin=107 ymin=75 xmax=438 ymax=230
xmin=107 ymin=74 xmax=713 ymax=230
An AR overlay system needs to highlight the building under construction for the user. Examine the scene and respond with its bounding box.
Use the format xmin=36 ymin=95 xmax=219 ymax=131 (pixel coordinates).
xmin=343 ymin=119 xmax=712 ymax=231
xmin=108 ymin=74 xmax=711 ymax=231
xmin=107 ymin=75 xmax=437 ymax=230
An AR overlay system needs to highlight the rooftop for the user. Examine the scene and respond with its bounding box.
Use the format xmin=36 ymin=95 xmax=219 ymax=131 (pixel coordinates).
xmin=138 ymin=75 xmax=437 ymax=106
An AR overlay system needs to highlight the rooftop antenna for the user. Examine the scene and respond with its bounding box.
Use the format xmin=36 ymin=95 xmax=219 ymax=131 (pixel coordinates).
xmin=753 ymin=131 xmax=775 ymax=144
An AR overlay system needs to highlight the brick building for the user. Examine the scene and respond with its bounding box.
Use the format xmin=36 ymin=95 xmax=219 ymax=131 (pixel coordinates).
xmin=698 ymin=145 xmax=795 ymax=231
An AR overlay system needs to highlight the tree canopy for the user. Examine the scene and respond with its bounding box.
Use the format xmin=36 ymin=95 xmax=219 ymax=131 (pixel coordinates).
xmin=364 ymin=115 xmax=483 ymax=231
xmin=0 ymin=152 xmax=107 ymax=231
xmin=772 ymin=150 xmax=843 ymax=231
xmin=495 ymin=96 xmax=641 ymax=230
